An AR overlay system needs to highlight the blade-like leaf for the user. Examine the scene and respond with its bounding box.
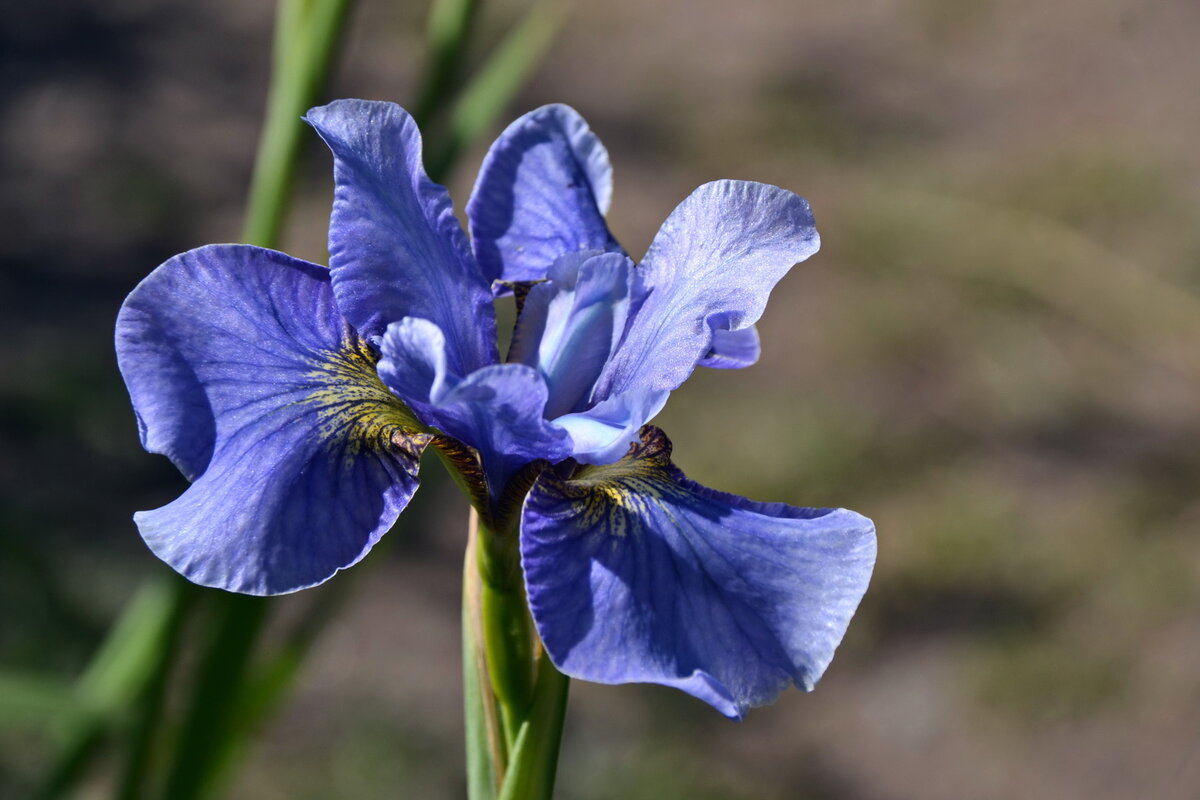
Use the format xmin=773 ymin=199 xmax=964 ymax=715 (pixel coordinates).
xmin=425 ymin=0 xmax=570 ymax=181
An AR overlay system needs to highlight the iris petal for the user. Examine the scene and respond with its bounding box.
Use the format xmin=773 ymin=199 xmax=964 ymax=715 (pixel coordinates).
xmin=521 ymin=427 xmax=875 ymax=718
xmin=116 ymin=245 xmax=428 ymax=594
xmin=468 ymin=104 xmax=620 ymax=287
xmin=594 ymin=180 xmax=819 ymax=400
xmin=551 ymin=388 xmax=669 ymax=465
xmin=379 ymin=318 xmax=573 ymax=496
xmin=697 ymin=324 xmax=761 ymax=369
xmin=305 ymin=99 xmax=496 ymax=375
xmin=510 ymin=252 xmax=641 ymax=419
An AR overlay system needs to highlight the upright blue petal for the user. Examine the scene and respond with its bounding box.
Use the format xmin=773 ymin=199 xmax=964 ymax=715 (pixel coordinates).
xmin=305 ymin=100 xmax=497 ymax=375
xmin=521 ymin=427 xmax=875 ymax=719
xmin=594 ymin=181 xmax=819 ymax=400
xmin=509 ymin=251 xmax=642 ymax=419
xmin=116 ymin=245 xmax=429 ymax=595
xmin=468 ymin=104 xmax=621 ymax=286
xmin=378 ymin=318 xmax=573 ymax=496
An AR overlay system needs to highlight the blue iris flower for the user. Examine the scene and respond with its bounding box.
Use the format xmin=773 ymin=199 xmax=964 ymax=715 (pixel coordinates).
xmin=116 ymin=100 xmax=876 ymax=719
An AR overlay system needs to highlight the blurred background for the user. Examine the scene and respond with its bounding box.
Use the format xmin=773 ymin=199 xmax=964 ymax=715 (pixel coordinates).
xmin=3 ymin=0 xmax=1200 ymax=797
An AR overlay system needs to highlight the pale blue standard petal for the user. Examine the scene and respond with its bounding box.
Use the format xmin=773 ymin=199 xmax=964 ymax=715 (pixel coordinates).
xmin=468 ymin=104 xmax=620 ymax=286
xmin=509 ymin=252 xmax=642 ymax=419
xmin=116 ymin=245 xmax=429 ymax=595
xmin=378 ymin=318 xmax=573 ymax=497
xmin=521 ymin=427 xmax=875 ymax=719
xmin=594 ymin=181 xmax=819 ymax=400
xmin=305 ymin=99 xmax=497 ymax=375
xmin=552 ymin=388 xmax=669 ymax=465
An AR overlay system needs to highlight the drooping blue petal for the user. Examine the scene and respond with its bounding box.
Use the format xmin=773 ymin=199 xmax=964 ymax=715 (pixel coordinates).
xmin=305 ymin=99 xmax=496 ymax=375
xmin=697 ymin=324 xmax=760 ymax=369
xmin=468 ymin=104 xmax=620 ymax=286
xmin=378 ymin=318 xmax=573 ymax=496
xmin=509 ymin=251 xmax=642 ymax=419
xmin=116 ymin=245 xmax=430 ymax=594
xmin=594 ymin=181 xmax=819 ymax=400
xmin=521 ymin=427 xmax=875 ymax=719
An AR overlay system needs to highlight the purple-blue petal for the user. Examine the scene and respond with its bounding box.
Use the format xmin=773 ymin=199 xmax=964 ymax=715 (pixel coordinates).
xmin=379 ymin=318 xmax=573 ymax=495
xmin=468 ymin=104 xmax=621 ymax=286
xmin=509 ymin=252 xmax=642 ymax=419
xmin=697 ymin=324 xmax=761 ymax=369
xmin=116 ymin=245 xmax=429 ymax=594
xmin=375 ymin=316 xmax=457 ymax=421
xmin=305 ymin=99 xmax=497 ymax=375
xmin=521 ymin=427 xmax=875 ymax=718
xmin=552 ymin=388 xmax=669 ymax=465
xmin=594 ymin=180 xmax=819 ymax=400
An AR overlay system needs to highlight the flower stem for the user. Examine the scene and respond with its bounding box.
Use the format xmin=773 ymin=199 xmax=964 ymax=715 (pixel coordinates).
xmin=467 ymin=508 xmax=571 ymax=799
xmin=475 ymin=511 xmax=535 ymax=742
xmin=464 ymin=517 xmax=505 ymax=799
xmin=497 ymin=659 xmax=569 ymax=800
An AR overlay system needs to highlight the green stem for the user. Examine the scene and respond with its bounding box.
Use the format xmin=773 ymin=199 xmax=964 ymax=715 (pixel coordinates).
xmin=41 ymin=0 xmax=566 ymax=794
xmin=464 ymin=519 xmax=504 ymax=799
xmin=468 ymin=508 xmax=571 ymax=799
xmin=152 ymin=4 xmax=357 ymax=797
xmin=497 ymin=658 xmax=569 ymax=800
xmin=475 ymin=513 xmax=535 ymax=746
xmin=424 ymin=0 xmax=569 ymax=181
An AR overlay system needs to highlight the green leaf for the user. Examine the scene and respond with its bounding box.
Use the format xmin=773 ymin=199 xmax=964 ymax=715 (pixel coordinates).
xmin=158 ymin=593 xmax=270 ymax=800
xmin=34 ymin=573 xmax=190 ymax=800
xmin=0 ymin=673 xmax=79 ymax=729
xmin=115 ymin=579 xmax=197 ymax=800
xmin=242 ymin=0 xmax=357 ymax=247
xmin=413 ymin=0 xmax=483 ymax=129
xmin=425 ymin=0 xmax=570 ymax=180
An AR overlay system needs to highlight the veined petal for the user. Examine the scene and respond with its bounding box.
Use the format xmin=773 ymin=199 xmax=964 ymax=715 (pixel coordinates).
xmin=468 ymin=104 xmax=620 ymax=287
xmin=379 ymin=319 xmax=573 ymax=496
xmin=595 ymin=181 xmax=818 ymax=399
xmin=521 ymin=427 xmax=875 ymax=719
xmin=305 ymin=99 xmax=497 ymax=375
xmin=116 ymin=245 xmax=429 ymax=595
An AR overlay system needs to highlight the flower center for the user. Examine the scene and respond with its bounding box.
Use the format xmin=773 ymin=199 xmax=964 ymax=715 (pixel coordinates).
xmin=306 ymin=331 xmax=428 ymax=457
xmin=508 ymin=252 xmax=641 ymax=420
